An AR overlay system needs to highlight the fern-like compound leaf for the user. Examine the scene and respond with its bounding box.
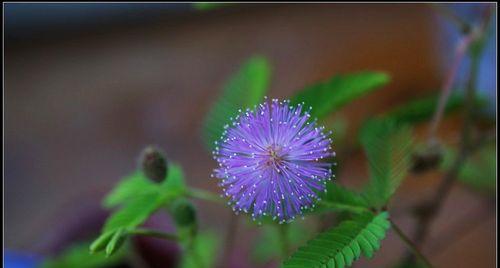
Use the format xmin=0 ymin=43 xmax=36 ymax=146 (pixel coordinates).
xmin=360 ymin=119 xmax=413 ymax=209
xmin=283 ymin=212 xmax=390 ymax=268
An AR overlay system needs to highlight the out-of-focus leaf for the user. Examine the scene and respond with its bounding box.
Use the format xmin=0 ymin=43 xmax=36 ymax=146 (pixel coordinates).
xmin=103 ymin=171 xmax=157 ymax=208
xmin=92 ymin=164 xmax=187 ymax=256
xmin=283 ymin=212 xmax=390 ymax=268
xmin=89 ymin=230 xmax=114 ymax=253
xmin=315 ymin=183 xmax=369 ymax=214
xmin=442 ymin=143 xmax=496 ymax=195
xmin=360 ymin=119 xmax=413 ymax=209
xmin=105 ymin=228 xmax=126 ymax=257
xmin=103 ymin=192 xmax=165 ymax=232
xmin=104 ymin=163 xmax=186 ymax=208
xmin=94 ymin=192 xmax=168 ymax=256
xmin=379 ymin=92 xmax=486 ymax=125
xmin=324 ymin=114 xmax=348 ymax=148
xmin=180 ymin=232 xmax=219 ymax=268
xmin=201 ymin=56 xmax=271 ymax=150
xmin=159 ymin=163 xmax=186 ymax=194
xmin=42 ymin=241 xmax=126 ymax=268
xmin=252 ymin=220 xmax=314 ymax=264
xmin=290 ymin=72 xmax=390 ymax=119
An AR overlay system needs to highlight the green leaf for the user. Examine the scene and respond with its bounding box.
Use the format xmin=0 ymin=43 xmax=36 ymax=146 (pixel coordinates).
xmin=180 ymin=232 xmax=220 ymax=268
xmin=104 ymin=164 xmax=186 ymax=232
xmin=442 ymin=143 xmax=496 ymax=195
xmin=103 ymin=171 xmax=157 ymax=208
xmin=105 ymin=228 xmax=126 ymax=257
xmin=360 ymin=119 xmax=413 ymax=209
xmin=89 ymin=230 xmax=115 ymax=253
xmin=104 ymin=163 xmax=186 ymax=208
xmin=290 ymin=72 xmax=390 ymax=119
xmin=378 ymin=92 xmax=486 ymax=125
xmin=283 ymin=212 xmax=391 ymax=268
xmin=42 ymin=241 xmax=126 ymax=268
xmin=103 ymin=191 xmax=166 ymax=232
xmin=159 ymin=163 xmax=186 ymax=194
xmin=202 ymin=56 xmax=271 ymax=150
xmin=93 ymin=163 xmax=187 ymax=256
xmin=316 ymin=183 xmax=370 ymax=214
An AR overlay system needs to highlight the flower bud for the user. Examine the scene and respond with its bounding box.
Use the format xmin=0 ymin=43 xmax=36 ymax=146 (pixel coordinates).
xmin=410 ymin=141 xmax=443 ymax=174
xmin=171 ymin=199 xmax=197 ymax=227
xmin=139 ymin=146 xmax=168 ymax=183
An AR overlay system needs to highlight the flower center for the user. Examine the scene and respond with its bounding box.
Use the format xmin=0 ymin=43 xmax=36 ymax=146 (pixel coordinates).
xmin=265 ymin=145 xmax=284 ymax=167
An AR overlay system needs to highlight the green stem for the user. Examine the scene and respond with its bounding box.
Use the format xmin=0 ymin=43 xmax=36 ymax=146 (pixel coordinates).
xmin=278 ymin=224 xmax=290 ymax=258
xmin=187 ymin=188 xmax=225 ymax=204
xmin=319 ymin=200 xmax=372 ymax=214
xmin=390 ymin=219 xmax=434 ymax=268
xmin=186 ymin=235 xmax=205 ymax=268
xmin=221 ymin=213 xmax=239 ymax=268
xmin=127 ymin=228 xmax=178 ymax=241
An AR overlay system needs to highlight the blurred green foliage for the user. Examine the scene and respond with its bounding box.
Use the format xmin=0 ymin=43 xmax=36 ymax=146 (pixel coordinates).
xmin=291 ymin=72 xmax=390 ymax=119
xmin=91 ymin=164 xmax=186 ymax=256
xmin=180 ymin=232 xmax=219 ymax=268
xmin=202 ymin=56 xmax=271 ymax=150
xmin=442 ymin=143 xmax=496 ymax=195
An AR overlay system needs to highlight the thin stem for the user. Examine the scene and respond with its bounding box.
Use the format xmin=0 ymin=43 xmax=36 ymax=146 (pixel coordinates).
xmin=278 ymin=223 xmax=290 ymax=258
xmin=390 ymin=219 xmax=434 ymax=268
xmin=402 ymin=6 xmax=492 ymax=266
xmin=127 ymin=228 xmax=178 ymax=241
xmin=221 ymin=212 xmax=239 ymax=268
xmin=428 ymin=4 xmax=492 ymax=141
xmin=187 ymin=188 xmax=225 ymax=204
xmin=184 ymin=235 xmax=205 ymax=268
xmin=428 ymin=4 xmax=470 ymax=33
xmin=414 ymin=29 xmax=483 ymax=248
xmin=428 ymin=33 xmax=475 ymax=140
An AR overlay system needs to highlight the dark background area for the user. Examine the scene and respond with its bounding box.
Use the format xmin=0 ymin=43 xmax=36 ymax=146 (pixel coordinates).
xmin=4 ymin=3 xmax=496 ymax=268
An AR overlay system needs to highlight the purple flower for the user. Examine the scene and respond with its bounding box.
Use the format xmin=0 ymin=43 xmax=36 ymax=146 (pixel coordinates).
xmin=212 ymin=98 xmax=335 ymax=223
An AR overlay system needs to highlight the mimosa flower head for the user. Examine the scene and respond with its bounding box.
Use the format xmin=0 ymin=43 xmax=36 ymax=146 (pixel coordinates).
xmin=212 ymin=98 xmax=335 ymax=223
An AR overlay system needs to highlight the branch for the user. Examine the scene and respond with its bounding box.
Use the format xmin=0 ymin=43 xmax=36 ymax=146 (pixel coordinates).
xmin=390 ymin=219 xmax=434 ymax=268
xmin=221 ymin=212 xmax=239 ymax=268
xmin=427 ymin=4 xmax=492 ymax=141
xmin=187 ymin=187 xmax=225 ymax=204
xmin=428 ymin=4 xmax=471 ymax=33
xmin=427 ymin=32 xmax=475 ymax=141
xmin=402 ymin=5 xmax=493 ymax=265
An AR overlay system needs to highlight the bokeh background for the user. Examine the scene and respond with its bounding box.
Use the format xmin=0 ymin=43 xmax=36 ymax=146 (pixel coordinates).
xmin=4 ymin=3 xmax=496 ymax=268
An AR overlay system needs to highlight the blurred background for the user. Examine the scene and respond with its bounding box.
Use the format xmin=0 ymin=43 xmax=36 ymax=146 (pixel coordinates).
xmin=4 ymin=3 xmax=496 ymax=268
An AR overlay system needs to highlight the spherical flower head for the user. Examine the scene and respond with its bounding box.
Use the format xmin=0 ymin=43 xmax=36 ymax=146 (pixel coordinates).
xmin=212 ymin=98 xmax=335 ymax=223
